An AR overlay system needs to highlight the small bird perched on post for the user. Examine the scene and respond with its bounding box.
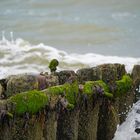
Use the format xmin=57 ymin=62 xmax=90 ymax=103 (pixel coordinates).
xmin=48 ymin=59 xmax=59 ymax=73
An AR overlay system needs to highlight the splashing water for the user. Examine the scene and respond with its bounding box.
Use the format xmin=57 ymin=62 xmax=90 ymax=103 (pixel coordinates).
xmin=0 ymin=32 xmax=140 ymax=79
xmin=113 ymin=100 xmax=140 ymax=140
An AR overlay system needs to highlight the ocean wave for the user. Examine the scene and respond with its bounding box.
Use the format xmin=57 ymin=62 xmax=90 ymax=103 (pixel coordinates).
xmin=113 ymin=100 xmax=140 ymax=140
xmin=0 ymin=33 xmax=140 ymax=79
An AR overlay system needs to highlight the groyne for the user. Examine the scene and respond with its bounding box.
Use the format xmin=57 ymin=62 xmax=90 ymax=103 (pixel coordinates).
xmin=0 ymin=63 xmax=139 ymax=140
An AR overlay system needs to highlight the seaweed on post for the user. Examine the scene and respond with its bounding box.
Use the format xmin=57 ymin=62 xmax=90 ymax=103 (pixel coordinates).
xmin=115 ymin=75 xmax=132 ymax=97
xmin=83 ymin=80 xmax=113 ymax=98
xmin=9 ymin=90 xmax=49 ymax=115
xmin=46 ymin=81 xmax=79 ymax=110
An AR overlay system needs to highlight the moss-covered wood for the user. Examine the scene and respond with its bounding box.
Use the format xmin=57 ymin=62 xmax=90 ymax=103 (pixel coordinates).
xmin=47 ymin=81 xmax=79 ymax=106
xmin=4 ymin=74 xmax=132 ymax=117
xmin=0 ymin=64 xmax=136 ymax=140
xmin=9 ymin=90 xmax=49 ymax=115
xmin=83 ymin=80 xmax=113 ymax=98
xmin=115 ymin=75 xmax=132 ymax=97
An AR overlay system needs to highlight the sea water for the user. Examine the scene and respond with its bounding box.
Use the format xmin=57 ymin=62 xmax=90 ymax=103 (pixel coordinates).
xmin=0 ymin=36 xmax=140 ymax=79
xmin=0 ymin=0 xmax=140 ymax=56
xmin=113 ymin=101 xmax=140 ymax=140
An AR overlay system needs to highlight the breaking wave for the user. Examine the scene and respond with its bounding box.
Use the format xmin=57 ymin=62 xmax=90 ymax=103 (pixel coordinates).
xmin=113 ymin=100 xmax=140 ymax=140
xmin=0 ymin=32 xmax=140 ymax=79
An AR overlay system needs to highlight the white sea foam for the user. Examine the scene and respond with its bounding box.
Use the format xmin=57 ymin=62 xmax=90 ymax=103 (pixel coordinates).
xmin=0 ymin=34 xmax=140 ymax=79
xmin=113 ymin=101 xmax=140 ymax=140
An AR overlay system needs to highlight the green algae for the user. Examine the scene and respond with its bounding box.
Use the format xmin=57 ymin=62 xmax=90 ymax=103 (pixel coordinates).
xmin=83 ymin=80 xmax=113 ymax=98
xmin=65 ymin=81 xmax=79 ymax=105
xmin=67 ymin=103 xmax=75 ymax=110
xmin=9 ymin=90 xmax=48 ymax=115
xmin=93 ymin=80 xmax=109 ymax=92
xmin=35 ymin=75 xmax=133 ymax=106
xmin=6 ymin=75 xmax=132 ymax=115
xmin=47 ymin=81 xmax=79 ymax=106
xmin=83 ymin=80 xmax=109 ymax=95
xmin=104 ymin=92 xmax=113 ymax=98
xmin=83 ymin=81 xmax=94 ymax=95
xmin=48 ymin=59 xmax=59 ymax=72
xmin=116 ymin=75 xmax=132 ymax=97
xmin=47 ymin=85 xmax=65 ymax=96
xmin=83 ymin=75 xmax=132 ymax=98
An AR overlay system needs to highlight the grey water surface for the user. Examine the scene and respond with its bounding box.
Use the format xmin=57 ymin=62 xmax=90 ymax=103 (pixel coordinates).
xmin=0 ymin=0 xmax=140 ymax=57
